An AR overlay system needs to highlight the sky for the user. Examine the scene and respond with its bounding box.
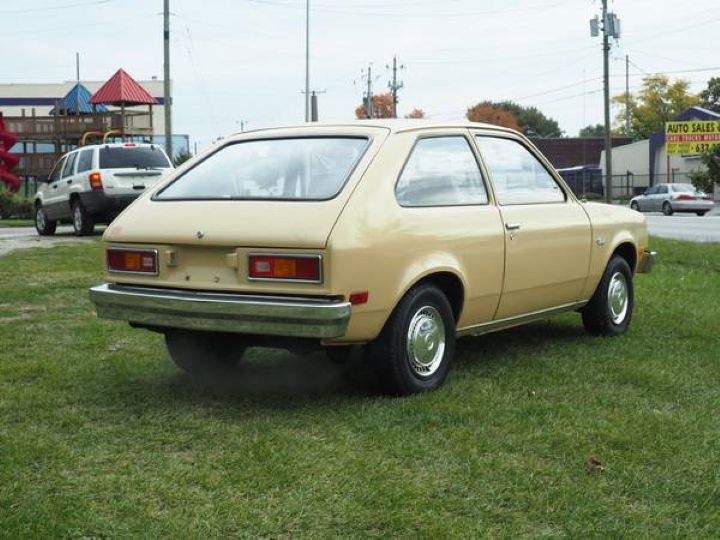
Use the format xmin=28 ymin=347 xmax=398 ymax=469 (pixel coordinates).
xmin=2 ymin=0 xmax=718 ymax=150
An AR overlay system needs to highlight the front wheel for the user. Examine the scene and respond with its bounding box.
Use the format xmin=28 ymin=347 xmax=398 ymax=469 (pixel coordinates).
xmin=581 ymin=255 xmax=634 ymax=336
xmin=165 ymin=330 xmax=246 ymax=378
xmin=630 ymin=201 xmax=640 ymax=212
xmin=662 ymin=201 xmax=674 ymax=216
xmin=696 ymin=211 xmax=707 ymax=217
xmin=35 ymin=204 xmax=57 ymax=236
xmin=72 ymin=200 xmax=95 ymax=236
xmin=366 ymin=284 xmax=456 ymax=396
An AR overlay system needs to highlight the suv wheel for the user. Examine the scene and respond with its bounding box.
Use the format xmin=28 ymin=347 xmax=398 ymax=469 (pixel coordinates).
xmin=35 ymin=203 xmax=57 ymax=236
xmin=72 ymin=200 xmax=95 ymax=236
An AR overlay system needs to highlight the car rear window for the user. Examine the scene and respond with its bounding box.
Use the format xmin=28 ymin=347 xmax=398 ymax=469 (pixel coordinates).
xmin=99 ymin=146 xmax=171 ymax=169
xmin=154 ymin=137 xmax=369 ymax=201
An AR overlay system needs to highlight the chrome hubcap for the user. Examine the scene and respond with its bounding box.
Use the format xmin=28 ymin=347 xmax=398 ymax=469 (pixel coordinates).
xmin=607 ymin=271 xmax=628 ymax=324
xmin=36 ymin=208 xmax=45 ymax=229
xmin=73 ymin=206 xmax=82 ymax=230
xmin=406 ymin=305 xmax=445 ymax=377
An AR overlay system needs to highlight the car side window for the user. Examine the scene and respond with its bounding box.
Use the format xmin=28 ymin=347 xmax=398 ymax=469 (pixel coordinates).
xmin=657 ymin=185 xmax=668 ymax=194
xmin=76 ymin=149 xmax=93 ymax=173
xmin=395 ymin=136 xmax=488 ymax=207
xmin=474 ymin=136 xmax=565 ymax=205
xmin=61 ymin=152 xmax=78 ymax=178
xmin=47 ymin=157 xmax=66 ymax=183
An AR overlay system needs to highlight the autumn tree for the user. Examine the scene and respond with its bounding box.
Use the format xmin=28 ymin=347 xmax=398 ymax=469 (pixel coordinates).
xmin=612 ymin=74 xmax=699 ymax=140
xmin=699 ymin=77 xmax=720 ymax=113
xmin=355 ymin=93 xmax=394 ymax=119
xmin=466 ymin=100 xmax=561 ymax=137
xmin=466 ymin=102 xmax=521 ymax=131
xmin=405 ymin=108 xmax=425 ymax=119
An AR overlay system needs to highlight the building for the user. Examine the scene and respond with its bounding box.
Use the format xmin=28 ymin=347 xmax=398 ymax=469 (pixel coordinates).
xmin=600 ymin=106 xmax=720 ymax=198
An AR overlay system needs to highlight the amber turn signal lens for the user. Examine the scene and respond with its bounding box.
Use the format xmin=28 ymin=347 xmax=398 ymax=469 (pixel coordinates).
xmin=248 ymin=255 xmax=321 ymax=282
xmin=89 ymin=172 xmax=103 ymax=191
xmin=107 ymin=248 xmax=158 ymax=275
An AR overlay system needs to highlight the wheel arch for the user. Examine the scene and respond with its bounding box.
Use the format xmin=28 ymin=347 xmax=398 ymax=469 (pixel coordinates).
xmin=612 ymin=241 xmax=637 ymax=274
xmin=406 ymin=270 xmax=465 ymax=324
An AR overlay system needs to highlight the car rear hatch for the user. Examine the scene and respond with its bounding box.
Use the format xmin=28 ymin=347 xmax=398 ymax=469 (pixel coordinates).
xmin=99 ymin=145 xmax=173 ymax=196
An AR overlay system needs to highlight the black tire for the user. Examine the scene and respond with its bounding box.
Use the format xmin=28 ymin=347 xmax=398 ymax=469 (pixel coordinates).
xmin=165 ymin=330 xmax=246 ymax=377
xmin=35 ymin=203 xmax=57 ymax=236
xmin=72 ymin=200 xmax=94 ymax=236
xmin=366 ymin=284 xmax=456 ymax=396
xmin=630 ymin=201 xmax=640 ymax=212
xmin=581 ymin=255 xmax=634 ymax=336
xmin=696 ymin=211 xmax=707 ymax=217
xmin=662 ymin=201 xmax=673 ymax=216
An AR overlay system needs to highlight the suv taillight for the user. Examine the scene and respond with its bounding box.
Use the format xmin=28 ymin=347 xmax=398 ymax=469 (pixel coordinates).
xmin=89 ymin=172 xmax=103 ymax=191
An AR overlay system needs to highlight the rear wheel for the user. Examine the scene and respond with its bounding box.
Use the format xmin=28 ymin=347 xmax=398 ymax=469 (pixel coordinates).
xmin=35 ymin=203 xmax=57 ymax=236
xmin=662 ymin=201 xmax=673 ymax=216
xmin=366 ymin=284 xmax=456 ymax=396
xmin=72 ymin=200 xmax=95 ymax=236
xmin=581 ymin=255 xmax=634 ymax=336
xmin=165 ymin=330 xmax=246 ymax=377
xmin=696 ymin=211 xmax=707 ymax=216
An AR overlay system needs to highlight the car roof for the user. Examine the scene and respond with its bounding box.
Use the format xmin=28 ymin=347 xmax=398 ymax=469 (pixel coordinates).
xmin=226 ymin=119 xmax=522 ymax=138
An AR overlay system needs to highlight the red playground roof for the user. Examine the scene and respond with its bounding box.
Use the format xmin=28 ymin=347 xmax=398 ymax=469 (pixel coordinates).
xmin=90 ymin=68 xmax=158 ymax=106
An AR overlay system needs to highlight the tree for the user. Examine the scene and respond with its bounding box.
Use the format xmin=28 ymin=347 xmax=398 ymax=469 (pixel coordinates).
xmin=699 ymin=77 xmax=720 ymax=113
xmin=405 ymin=108 xmax=425 ymax=119
xmin=578 ymin=124 xmax=606 ymax=138
xmin=172 ymin=149 xmax=193 ymax=167
xmin=355 ymin=93 xmax=394 ymax=119
xmin=466 ymin=102 xmax=521 ymax=131
xmin=467 ymin=100 xmax=561 ymax=137
xmin=612 ymin=75 xmax=699 ymax=140
xmin=688 ymin=145 xmax=720 ymax=193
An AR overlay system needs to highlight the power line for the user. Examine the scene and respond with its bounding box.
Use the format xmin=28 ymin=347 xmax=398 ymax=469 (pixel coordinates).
xmin=0 ymin=0 xmax=112 ymax=15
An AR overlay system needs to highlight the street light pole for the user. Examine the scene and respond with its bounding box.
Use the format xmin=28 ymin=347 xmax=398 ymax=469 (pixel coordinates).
xmin=304 ymin=0 xmax=310 ymax=122
xmin=163 ymin=0 xmax=173 ymax=161
xmin=602 ymin=0 xmax=612 ymax=204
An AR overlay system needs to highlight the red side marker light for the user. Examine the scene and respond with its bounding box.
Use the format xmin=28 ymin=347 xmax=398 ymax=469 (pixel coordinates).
xmin=349 ymin=291 xmax=369 ymax=305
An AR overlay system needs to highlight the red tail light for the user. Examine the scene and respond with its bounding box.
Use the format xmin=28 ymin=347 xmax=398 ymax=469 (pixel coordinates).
xmin=89 ymin=172 xmax=103 ymax=191
xmin=248 ymin=254 xmax=322 ymax=283
xmin=673 ymin=194 xmax=694 ymax=201
xmin=107 ymin=248 xmax=158 ymax=275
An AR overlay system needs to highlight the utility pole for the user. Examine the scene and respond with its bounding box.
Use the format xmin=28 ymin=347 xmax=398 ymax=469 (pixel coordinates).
xmin=591 ymin=1 xmax=620 ymax=204
xmin=625 ymin=54 xmax=630 ymax=137
xmin=163 ymin=0 xmax=173 ymax=161
xmin=387 ymin=56 xmax=404 ymax=119
xmin=304 ymin=0 xmax=310 ymax=122
xmin=365 ymin=65 xmax=374 ymax=119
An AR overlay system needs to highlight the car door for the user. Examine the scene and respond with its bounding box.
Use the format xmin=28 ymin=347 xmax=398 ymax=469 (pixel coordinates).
xmin=653 ymin=184 xmax=669 ymax=211
xmin=637 ymin=186 xmax=655 ymax=211
xmin=42 ymin=155 xmax=69 ymax=220
xmin=473 ymin=134 xmax=592 ymax=320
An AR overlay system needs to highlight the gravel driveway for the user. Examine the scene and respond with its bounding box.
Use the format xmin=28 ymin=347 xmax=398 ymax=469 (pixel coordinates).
xmin=0 ymin=226 xmax=100 ymax=257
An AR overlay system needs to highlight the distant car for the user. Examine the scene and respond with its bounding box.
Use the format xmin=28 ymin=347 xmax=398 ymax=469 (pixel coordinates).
xmin=90 ymin=121 xmax=654 ymax=395
xmin=34 ymin=142 xmax=174 ymax=236
xmin=630 ymin=183 xmax=714 ymax=216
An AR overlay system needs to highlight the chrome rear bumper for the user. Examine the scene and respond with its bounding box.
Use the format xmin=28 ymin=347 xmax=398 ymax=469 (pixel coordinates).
xmin=89 ymin=283 xmax=351 ymax=338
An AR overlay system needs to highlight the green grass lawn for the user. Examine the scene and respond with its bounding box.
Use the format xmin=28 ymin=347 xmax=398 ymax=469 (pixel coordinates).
xmin=1 ymin=238 xmax=719 ymax=537
xmin=0 ymin=219 xmax=33 ymax=228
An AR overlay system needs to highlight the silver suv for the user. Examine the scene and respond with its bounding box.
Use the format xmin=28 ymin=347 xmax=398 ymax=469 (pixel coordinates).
xmin=34 ymin=143 xmax=174 ymax=236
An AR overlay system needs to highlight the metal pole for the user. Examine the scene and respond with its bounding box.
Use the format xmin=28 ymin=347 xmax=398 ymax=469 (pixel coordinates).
xmin=603 ymin=0 xmax=613 ymax=204
xmin=391 ymin=56 xmax=398 ymax=118
xmin=304 ymin=0 xmax=310 ymax=122
xmin=366 ymin=66 xmax=373 ymax=118
xmin=625 ymin=54 xmax=630 ymax=137
xmin=76 ymin=52 xmax=80 ymax=117
xmin=163 ymin=0 xmax=173 ymax=161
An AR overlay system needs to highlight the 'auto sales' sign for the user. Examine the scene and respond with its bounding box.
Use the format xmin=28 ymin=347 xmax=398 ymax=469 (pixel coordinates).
xmin=665 ymin=121 xmax=720 ymax=155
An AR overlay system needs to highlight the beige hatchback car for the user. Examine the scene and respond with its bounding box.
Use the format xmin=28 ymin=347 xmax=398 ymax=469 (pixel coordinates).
xmin=90 ymin=121 xmax=654 ymax=395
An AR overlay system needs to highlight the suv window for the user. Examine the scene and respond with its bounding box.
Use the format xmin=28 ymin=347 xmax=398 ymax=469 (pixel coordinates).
xmin=76 ymin=148 xmax=93 ymax=173
xmin=155 ymin=137 xmax=368 ymax=201
xmin=61 ymin=152 xmax=78 ymax=178
xmin=475 ymin=136 xmax=565 ymax=205
xmin=396 ymin=136 xmax=488 ymax=207
xmin=99 ymin=146 xmax=171 ymax=169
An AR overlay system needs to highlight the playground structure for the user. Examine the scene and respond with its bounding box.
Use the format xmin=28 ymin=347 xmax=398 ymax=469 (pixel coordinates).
xmin=0 ymin=112 xmax=20 ymax=192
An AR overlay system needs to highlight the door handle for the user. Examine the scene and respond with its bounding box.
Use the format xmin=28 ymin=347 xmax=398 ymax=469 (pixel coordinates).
xmin=505 ymin=222 xmax=521 ymax=231
xmin=66 ymin=180 xmax=72 ymax=184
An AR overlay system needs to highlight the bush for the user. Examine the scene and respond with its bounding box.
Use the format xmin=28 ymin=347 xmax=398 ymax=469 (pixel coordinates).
xmin=614 ymin=193 xmax=634 ymax=202
xmin=688 ymin=168 xmax=714 ymax=194
xmin=579 ymin=192 xmax=602 ymax=200
xmin=0 ymin=190 xmax=34 ymax=219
